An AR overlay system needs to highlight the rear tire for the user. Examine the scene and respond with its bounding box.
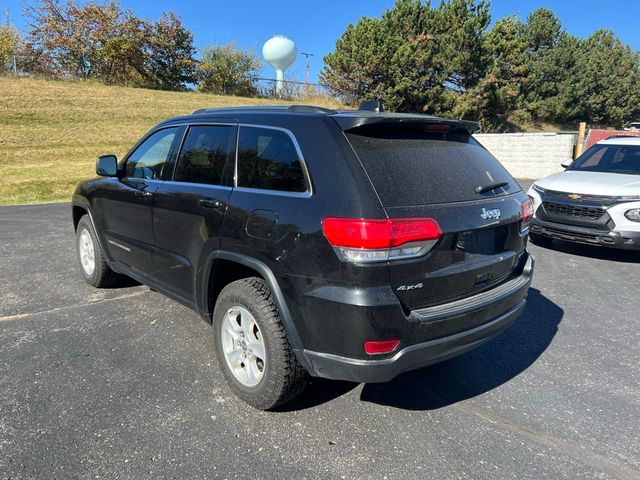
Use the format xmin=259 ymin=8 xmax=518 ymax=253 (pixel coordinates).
xmin=76 ymin=215 xmax=120 ymax=288
xmin=529 ymin=232 xmax=553 ymax=247
xmin=213 ymin=277 xmax=309 ymax=410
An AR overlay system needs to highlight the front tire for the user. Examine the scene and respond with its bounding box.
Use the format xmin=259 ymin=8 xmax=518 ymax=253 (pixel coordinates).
xmin=76 ymin=215 xmax=120 ymax=288
xmin=213 ymin=278 xmax=309 ymax=410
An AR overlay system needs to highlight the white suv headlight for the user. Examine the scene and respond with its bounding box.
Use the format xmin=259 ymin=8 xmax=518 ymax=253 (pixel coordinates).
xmin=624 ymin=209 xmax=640 ymax=222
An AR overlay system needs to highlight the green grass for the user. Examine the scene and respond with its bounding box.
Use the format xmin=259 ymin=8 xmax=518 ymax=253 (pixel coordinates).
xmin=0 ymin=77 xmax=344 ymax=205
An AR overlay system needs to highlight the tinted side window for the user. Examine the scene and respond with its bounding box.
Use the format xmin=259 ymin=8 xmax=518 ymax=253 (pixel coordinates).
xmin=237 ymin=126 xmax=307 ymax=192
xmin=126 ymin=128 xmax=178 ymax=179
xmin=174 ymin=125 xmax=234 ymax=185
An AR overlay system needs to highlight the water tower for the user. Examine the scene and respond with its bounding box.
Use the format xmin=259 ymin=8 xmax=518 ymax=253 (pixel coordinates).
xmin=262 ymin=36 xmax=297 ymax=95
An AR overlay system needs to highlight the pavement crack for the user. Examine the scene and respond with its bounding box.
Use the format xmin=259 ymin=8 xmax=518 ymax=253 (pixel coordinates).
xmin=454 ymin=402 xmax=640 ymax=480
xmin=0 ymin=290 xmax=149 ymax=323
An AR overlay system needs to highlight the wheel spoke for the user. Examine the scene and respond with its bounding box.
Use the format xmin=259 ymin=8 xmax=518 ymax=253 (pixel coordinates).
xmin=249 ymin=339 xmax=265 ymax=362
xmin=226 ymin=348 xmax=242 ymax=367
xmin=245 ymin=359 xmax=258 ymax=384
xmin=223 ymin=322 xmax=239 ymax=341
xmin=239 ymin=311 xmax=251 ymax=337
xmin=224 ymin=311 xmax=242 ymax=333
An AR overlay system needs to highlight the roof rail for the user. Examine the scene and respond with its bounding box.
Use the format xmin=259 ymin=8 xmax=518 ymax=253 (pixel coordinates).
xmin=287 ymin=105 xmax=336 ymax=114
xmin=604 ymin=134 xmax=640 ymax=140
xmin=191 ymin=106 xmax=289 ymax=115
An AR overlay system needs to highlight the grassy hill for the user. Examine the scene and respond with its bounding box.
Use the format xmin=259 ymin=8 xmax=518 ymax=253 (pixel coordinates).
xmin=0 ymin=77 xmax=343 ymax=205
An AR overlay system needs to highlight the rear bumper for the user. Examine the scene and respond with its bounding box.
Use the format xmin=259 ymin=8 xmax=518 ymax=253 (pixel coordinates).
xmin=531 ymin=219 xmax=640 ymax=250
xmin=300 ymin=253 xmax=533 ymax=383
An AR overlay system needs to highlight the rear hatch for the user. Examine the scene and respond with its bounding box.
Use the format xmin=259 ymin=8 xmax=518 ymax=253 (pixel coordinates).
xmin=344 ymin=122 xmax=527 ymax=311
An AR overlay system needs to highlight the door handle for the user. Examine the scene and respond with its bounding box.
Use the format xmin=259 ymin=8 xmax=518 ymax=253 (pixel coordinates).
xmin=198 ymin=198 xmax=224 ymax=209
xmin=135 ymin=190 xmax=153 ymax=198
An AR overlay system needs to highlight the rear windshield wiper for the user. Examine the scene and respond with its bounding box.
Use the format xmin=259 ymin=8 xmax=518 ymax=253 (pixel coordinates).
xmin=475 ymin=181 xmax=509 ymax=194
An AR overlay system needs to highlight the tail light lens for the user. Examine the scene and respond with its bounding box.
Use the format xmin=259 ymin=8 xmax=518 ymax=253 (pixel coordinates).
xmin=521 ymin=198 xmax=534 ymax=233
xmin=364 ymin=339 xmax=400 ymax=355
xmin=322 ymin=217 xmax=442 ymax=263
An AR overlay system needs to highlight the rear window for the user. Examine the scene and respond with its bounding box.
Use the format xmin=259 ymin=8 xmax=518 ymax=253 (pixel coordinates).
xmin=345 ymin=126 xmax=517 ymax=206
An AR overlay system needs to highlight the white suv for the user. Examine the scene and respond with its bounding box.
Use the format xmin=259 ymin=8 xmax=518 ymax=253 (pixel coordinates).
xmin=527 ymin=136 xmax=640 ymax=250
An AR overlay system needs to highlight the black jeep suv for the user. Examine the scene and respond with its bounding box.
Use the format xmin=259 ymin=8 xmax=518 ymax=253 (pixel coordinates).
xmin=72 ymin=104 xmax=535 ymax=409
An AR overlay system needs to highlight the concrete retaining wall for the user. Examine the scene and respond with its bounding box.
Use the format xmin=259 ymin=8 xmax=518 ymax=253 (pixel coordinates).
xmin=474 ymin=132 xmax=575 ymax=180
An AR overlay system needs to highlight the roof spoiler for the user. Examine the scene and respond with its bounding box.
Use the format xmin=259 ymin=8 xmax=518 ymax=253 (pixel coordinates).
xmin=359 ymin=100 xmax=384 ymax=113
xmin=333 ymin=115 xmax=481 ymax=135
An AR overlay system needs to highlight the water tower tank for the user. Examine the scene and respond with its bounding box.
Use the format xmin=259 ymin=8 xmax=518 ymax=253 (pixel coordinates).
xmin=262 ymin=36 xmax=297 ymax=95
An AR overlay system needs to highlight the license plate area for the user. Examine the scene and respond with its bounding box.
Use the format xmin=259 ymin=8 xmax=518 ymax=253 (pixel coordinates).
xmin=456 ymin=226 xmax=510 ymax=255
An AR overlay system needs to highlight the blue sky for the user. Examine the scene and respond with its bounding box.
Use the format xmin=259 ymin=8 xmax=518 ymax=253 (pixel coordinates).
xmin=3 ymin=0 xmax=639 ymax=82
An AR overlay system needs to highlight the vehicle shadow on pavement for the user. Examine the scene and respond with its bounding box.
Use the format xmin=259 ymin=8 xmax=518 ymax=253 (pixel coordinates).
xmin=535 ymin=240 xmax=640 ymax=263
xmin=359 ymin=288 xmax=562 ymax=410
xmin=108 ymin=275 xmax=142 ymax=288
xmin=274 ymin=378 xmax=360 ymax=411
xmin=279 ymin=288 xmax=561 ymax=411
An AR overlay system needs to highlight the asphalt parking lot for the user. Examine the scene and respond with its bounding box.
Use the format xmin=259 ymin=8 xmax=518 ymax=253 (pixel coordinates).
xmin=1 ymin=195 xmax=639 ymax=479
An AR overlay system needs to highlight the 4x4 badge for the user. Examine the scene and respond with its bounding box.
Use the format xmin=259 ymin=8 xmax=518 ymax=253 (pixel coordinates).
xmin=480 ymin=207 xmax=501 ymax=220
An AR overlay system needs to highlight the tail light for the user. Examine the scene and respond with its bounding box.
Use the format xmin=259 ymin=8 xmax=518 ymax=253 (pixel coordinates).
xmin=322 ymin=217 xmax=442 ymax=263
xmin=364 ymin=339 xmax=400 ymax=355
xmin=521 ymin=198 xmax=534 ymax=233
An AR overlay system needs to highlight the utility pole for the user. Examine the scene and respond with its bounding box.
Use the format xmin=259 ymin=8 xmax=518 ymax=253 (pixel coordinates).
xmin=576 ymin=122 xmax=587 ymax=158
xmin=4 ymin=7 xmax=17 ymax=76
xmin=300 ymin=52 xmax=314 ymax=97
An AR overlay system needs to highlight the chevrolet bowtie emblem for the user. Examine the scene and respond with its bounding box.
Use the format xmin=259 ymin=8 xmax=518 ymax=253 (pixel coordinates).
xmin=568 ymin=193 xmax=582 ymax=200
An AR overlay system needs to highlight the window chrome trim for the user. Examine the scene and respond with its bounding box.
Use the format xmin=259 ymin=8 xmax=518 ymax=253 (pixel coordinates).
xmin=232 ymin=186 xmax=312 ymax=198
xmin=235 ymin=123 xmax=313 ymax=196
xmin=162 ymin=180 xmax=233 ymax=191
xmin=136 ymin=178 xmax=164 ymax=184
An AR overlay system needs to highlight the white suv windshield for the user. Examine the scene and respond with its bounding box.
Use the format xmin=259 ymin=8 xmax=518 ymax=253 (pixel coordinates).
xmin=571 ymin=144 xmax=640 ymax=175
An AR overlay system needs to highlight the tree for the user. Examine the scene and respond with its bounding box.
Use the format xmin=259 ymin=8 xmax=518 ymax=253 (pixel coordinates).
xmin=523 ymin=7 xmax=561 ymax=52
xmin=197 ymin=43 xmax=261 ymax=96
xmin=22 ymin=0 xmax=197 ymax=89
xmin=144 ymin=12 xmax=197 ymax=90
xmin=0 ymin=17 xmax=21 ymax=72
xmin=24 ymin=0 xmax=145 ymax=80
xmin=95 ymin=12 xmax=148 ymax=85
xmin=517 ymin=8 xmax=576 ymax=123
xmin=573 ymin=30 xmax=640 ymax=127
xmin=475 ymin=15 xmax=527 ymax=124
xmin=321 ymin=0 xmax=491 ymax=114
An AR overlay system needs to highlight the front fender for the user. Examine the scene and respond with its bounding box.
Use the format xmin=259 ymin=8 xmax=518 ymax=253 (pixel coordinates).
xmin=71 ymin=187 xmax=110 ymax=263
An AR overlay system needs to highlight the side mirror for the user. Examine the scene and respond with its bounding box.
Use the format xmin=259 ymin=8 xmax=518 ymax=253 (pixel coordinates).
xmin=96 ymin=154 xmax=118 ymax=177
xmin=560 ymin=159 xmax=573 ymax=169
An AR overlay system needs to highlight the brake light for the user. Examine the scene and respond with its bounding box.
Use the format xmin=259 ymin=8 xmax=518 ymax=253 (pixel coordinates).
xmin=364 ymin=339 xmax=400 ymax=355
xmin=424 ymin=124 xmax=451 ymax=133
xmin=322 ymin=217 xmax=442 ymax=263
xmin=521 ymin=198 xmax=534 ymax=232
